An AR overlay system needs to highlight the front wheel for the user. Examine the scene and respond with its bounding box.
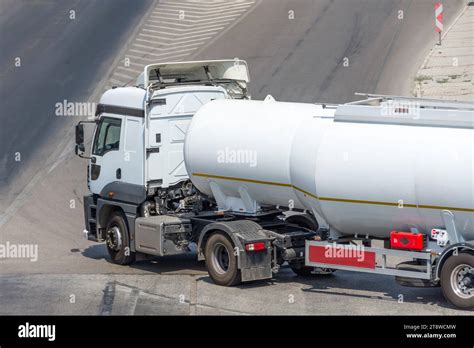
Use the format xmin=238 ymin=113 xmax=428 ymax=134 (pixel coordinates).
xmin=440 ymin=252 xmax=474 ymax=309
xmin=205 ymin=232 xmax=241 ymax=286
xmin=105 ymin=212 xmax=135 ymax=265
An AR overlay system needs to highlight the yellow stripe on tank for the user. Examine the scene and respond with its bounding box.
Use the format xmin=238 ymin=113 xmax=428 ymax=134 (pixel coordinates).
xmin=192 ymin=172 xmax=474 ymax=212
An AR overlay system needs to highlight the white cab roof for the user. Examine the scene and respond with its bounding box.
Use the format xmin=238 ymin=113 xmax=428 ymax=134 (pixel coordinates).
xmin=100 ymin=86 xmax=146 ymax=110
xmin=142 ymin=59 xmax=250 ymax=87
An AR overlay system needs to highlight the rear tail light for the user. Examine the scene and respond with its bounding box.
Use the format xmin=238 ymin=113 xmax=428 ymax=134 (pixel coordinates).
xmin=245 ymin=242 xmax=266 ymax=252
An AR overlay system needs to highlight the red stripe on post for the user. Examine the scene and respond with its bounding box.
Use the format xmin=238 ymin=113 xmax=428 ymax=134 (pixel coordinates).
xmin=435 ymin=2 xmax=443 ymax=33
xmin=308 ymin=245 xmax=376 ymax=269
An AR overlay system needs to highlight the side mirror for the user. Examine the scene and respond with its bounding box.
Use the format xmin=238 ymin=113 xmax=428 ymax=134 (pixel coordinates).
xmin=75 ymin=143 xmax=85 ymax=156
xmin=74 ymin=120 xmax=96 ymax=160
xmin=75 ymin=124 xmax=84 ymax=145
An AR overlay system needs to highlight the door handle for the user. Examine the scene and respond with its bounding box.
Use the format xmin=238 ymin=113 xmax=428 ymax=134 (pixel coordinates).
xmin=116 ymin=168 xmax=121 ymax=179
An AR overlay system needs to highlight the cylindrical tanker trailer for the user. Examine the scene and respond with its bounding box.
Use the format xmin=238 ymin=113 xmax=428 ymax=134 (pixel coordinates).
xmin=182 ymin=95 xmax=474 ymax=309
xmin=185 ymin=98 xmax=474 ymax=241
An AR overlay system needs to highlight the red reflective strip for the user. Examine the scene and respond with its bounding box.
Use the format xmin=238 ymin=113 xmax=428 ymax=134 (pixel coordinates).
xmin=435 ymin=2 xmax=443 ymax=33
xmin=308 ymin=245 xmax=376 ymax=269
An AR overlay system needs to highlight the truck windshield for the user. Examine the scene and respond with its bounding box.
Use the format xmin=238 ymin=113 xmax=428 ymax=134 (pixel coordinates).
xmin=92 ymin=117 xmax=121 ymax=156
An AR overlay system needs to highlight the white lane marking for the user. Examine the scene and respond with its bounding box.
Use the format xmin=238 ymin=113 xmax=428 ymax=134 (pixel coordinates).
xmin=152 ymin=6 xmax=251 ymax=17
xmin=137 ymin=33 xmax=176 ymax=41
xmin=146 ymin=17 xmax=234 ymax=27
xmin=132 ymin=41 xmax=207 ymax=51
xmin=158 ymin=2 xmax=252 ymax=12
xmin=130 ymin=47 xmax=199 ymax=57
xmin=171 ymin=0 xmax=252 ymax=7
xmin=112 ymin=71 xmax=137 ymax=81
xmin=120 ymin=54 xmax=157 ymax=62
xmin=162 ymin=3 xmax=253 ymax=15
xmin=135 ymin=36 xmax=212 ymax=45
xmin=144 ymin=22 xmax=228 ymax=32
xmin=141 ymin=27 xmax=223 ymax=36
xmin=109 ymin=77 xmax=127 ymax=86
xmin=150 ymin=11 xmax=210 ymax=19
xmin=137 ymin=32 xmax=217 ymax=41
xmin=115 ymin=66 xmax=143 ymax=75
xmin=149 ymin=13 xmax=241 ymax=22
xmin=121 ymin=60 xmax=150 ymax=69
xmin=158 ymin=3 xmax=232 ymax=11
xmin=149 ymin=14 xmax=241 ymax=23
xmin=150 ymin=8 xmax=246 ymax=18
xmin=151 ymin=9 xmax=245 ymax=19
xmin=146 ymin=18 xmax=205 ymax=27
xmin=163 ymin=2 xmax=253 ymax=8
xmin=125 ymin=52 xmax=192 ymax=62
xmin=158 ymin=5 xmax=215 ymax=12
xmin=150 ymin=15 xmax=240 ymax=24
xmin=155 ymin=7 xmax=251 ymax=17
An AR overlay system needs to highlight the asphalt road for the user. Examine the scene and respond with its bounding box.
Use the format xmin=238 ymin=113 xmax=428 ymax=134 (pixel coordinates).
xmin=0 ymin=0 xmax=154 ymax=212
xmin=0 ymin=0 xmax=470 ymax=315
xmin=195 ymin=0 xmax=462 ymax=102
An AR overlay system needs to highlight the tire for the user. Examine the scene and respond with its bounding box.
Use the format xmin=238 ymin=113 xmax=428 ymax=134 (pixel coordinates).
xmin=105 ymin=212 xmax=135 ymax=265
xmin=205 ymin=232 xmax=241 ymax=286
xmin=286 ymin=213 xmax=319 ymax=231
xmin=440 ymin=252 xmax=474 ymax=309
xmin=395 ymin=261 xmax=432 ymax=287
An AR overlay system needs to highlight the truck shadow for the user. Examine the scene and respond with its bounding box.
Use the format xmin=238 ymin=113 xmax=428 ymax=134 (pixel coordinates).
xmin=82 ymin=244 xmax=207 ymax=274
xmin=82 ymin=246 xmax=460 ymax=311
xmin=230 ymin=268 xmax=460 ymax=311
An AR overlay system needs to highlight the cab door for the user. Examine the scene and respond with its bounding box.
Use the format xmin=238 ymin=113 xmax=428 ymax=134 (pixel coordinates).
xmin=89 ymin=116 xmax=123 ymax=195
xmin=146 ymin=87 xmax=227 ymax=188
xmin=120 ymin=116 xmax=144 ymax=188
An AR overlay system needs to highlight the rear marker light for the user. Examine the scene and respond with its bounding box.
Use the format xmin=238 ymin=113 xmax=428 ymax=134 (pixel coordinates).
xmin=245 ymin=242 xmax=265 ymax=252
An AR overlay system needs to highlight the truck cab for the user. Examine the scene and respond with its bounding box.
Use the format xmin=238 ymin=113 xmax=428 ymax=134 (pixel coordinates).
xmin=75 ymin=59 xmax=250 ymax=248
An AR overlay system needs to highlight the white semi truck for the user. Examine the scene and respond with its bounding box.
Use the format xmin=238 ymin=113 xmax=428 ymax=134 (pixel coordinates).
xmin=75 ymin=59 xmax=474 ymax=309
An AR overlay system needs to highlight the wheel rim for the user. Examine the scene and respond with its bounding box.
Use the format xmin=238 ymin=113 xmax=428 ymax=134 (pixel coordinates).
xmin=106 ymin=226 xmax=122 ymax=251
xmin=212 ymin=243 xmax=230 ymax=275
xmin=450 ymin=263 xmax=473 ymax=299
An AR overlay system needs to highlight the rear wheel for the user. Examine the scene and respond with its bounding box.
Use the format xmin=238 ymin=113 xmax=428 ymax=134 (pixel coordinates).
xmin=205 ymin=232 xmax=241 ymax=286
xmin=440 ymin=252 xmax=474 ymax=309
xmin=105 ymin=212 xmax=135 ymax=265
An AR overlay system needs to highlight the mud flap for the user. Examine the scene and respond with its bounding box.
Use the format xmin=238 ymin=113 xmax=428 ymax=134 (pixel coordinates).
xmin=239 ymin=247 xmax=273 ymax=282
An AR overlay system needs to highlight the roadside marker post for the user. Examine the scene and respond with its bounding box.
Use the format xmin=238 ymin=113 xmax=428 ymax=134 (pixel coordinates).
xmin=435 ymin=2 xmax=443 ymax=45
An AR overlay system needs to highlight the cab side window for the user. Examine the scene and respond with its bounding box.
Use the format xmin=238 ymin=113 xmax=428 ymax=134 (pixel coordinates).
xmin=92 ymin=117 xmax=122 ymax=156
